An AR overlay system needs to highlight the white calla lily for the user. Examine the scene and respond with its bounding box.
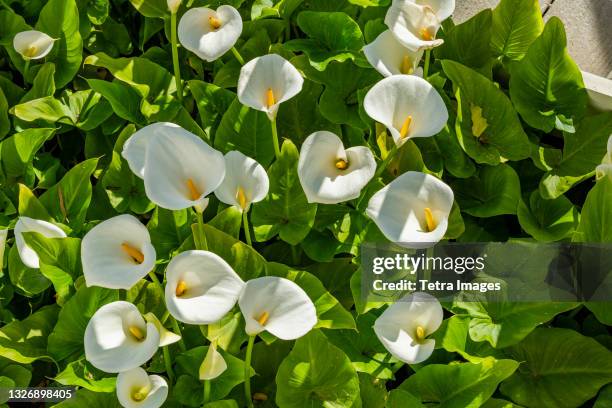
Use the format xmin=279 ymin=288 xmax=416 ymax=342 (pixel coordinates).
xmin=143 ymin=313 xmax=181 ymax=347
xmin=214 ymin=151 xmax=269 ymax=211
xmin=364 ymin=30 xmax=424 ymax=77
xmin=165 ymin=250 xmax=245 ymax=325
xmin=298 ymin=131 xmax=376 ymax=204
xmin=595 ymin=134 xmax=612 ymax=180
xmin=364 ymin=75 xmax=448 ymax=147
xmin=385 ymin=0 xmax=444 ymax=51
xmin=238 ymin=276 xmax=317 ymax=340
xmin=237 ymin=54 xmax=304 ymax=121
xmin=374 ymin=291 xmax=443 ymax=364
xmin=121 ymin=123 xmax=225 ymax=211
xmin=13 ymin=30 xmax=55 ymax=60
xmin=178 ymin=6 xmax=242 ymax=62
xmin=85 ymin=301 xmax=160 ymax=373
xmin=167 ymin=0 xmax=181 ymax=14
xmin=116 ymin=367 xmax=168 ymax=408
xmin=14 ymin=217 xmax=66 ymax=269
xmin=199 ymin=342 xmax=228 ymax=380
xmin=82 ymin=215 xmax=156 ymax=290
xmin=399 ymin=0 xmax=455 ymax=22
xmin=366 ymin=171 xmax=454 ymax=248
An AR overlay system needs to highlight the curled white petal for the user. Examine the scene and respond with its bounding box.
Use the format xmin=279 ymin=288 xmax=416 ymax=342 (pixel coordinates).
xmin=363 ymin=75 xmax=448 ymax=147
xmin=364 ymin=30 xmax=424 ymax=77
xmin=85 ymin=301 xmax=160 ymax=373
xmin=178 ymin=6 xmax=242 ymax=62
xmin=238 ymin=276 xmax=317 ymax=340
xmin=403 ymin=0 xmax=455 ymax=21
xmin=142 ymin=129 xmax=225 ymax=210
xmin=13 ymin=30 xmax=55 ymax=60
xmin=298 ymin=131 xmax=376 ymax=204
xmin=374 ymin=291 xmax=443 ymax=364
xmin=214 ymin=151 xmax=269 ymax=211
xmin=595 ymin=135 xmax=612 ymax=180
xmin=14 ymin=217 xmax=67 ymax=269
xmin=366 ymin=171 xmax=454 ymax=249
xmin=386 ymin=0 xmax=444 ymax=51
xmin=167 ymin=0 xmax=181 ymax=13
xmin=165 ymin=250 xmax=245 ymax=325
xmin=199 ymin=343 xmax=227 ymax=380
xmin=116 ymin=367 xmax=168 ymax=408
xmin=82 ymin=215 xmax=156 ymax=290
xmin=237 ymin=54 xmax=304 ymax=121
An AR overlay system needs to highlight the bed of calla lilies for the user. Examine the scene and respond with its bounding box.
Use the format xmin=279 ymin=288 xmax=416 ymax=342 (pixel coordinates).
xmin=0 ymin=0 xmax=612 ymax=407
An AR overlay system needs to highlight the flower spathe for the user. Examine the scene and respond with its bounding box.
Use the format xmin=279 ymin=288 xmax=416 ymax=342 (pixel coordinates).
xmin=363 ymin=30 xmax=424 ymax=77
xmin=366 ymin=171 xmax=454 ymax=248
xmin=81 ymin=215 xmax=156 ymax=290
xmin=116 ymin=367 xmax=168 ymax=408
xmin=214 ymin=151 xmax=269 ymax=211
xmin=402 ymin=0 xmax=456 ymax=22
xmin=374 ymin=291 xmax=443 ymax=364
xmin=13 ymin=30 xmax=55 ymax=60
xmin=237 ymin=54 xmax=304 ymax=121
xmin=199 ymin=342 xmax=227 ymax=380
xmin=165 ymin=250 xmax=245 ymax=325
xmin=385 ymin=0 xmax=444 ymax=51
xmin=239 ymin=276 xmax=317 ymax=340
xmin=298 ymin=131 xmax=376 ymax=204
xmin=178 ymin=5 xmax=242 ymax=62
xmin=363 ymin=75 xmax=448 ymax=147
xmin=14 ymin=217 xmax=67 ymax=269
xmin=595 ymin=134 xmax=612 ymax=180
xmin=121 ymin=122 xmax=225 ymax=211
xmin=85 ymin=301 xmax=160 ymax=373
xmin=143 ymin=313 xmax=181 ymax=347
xmin=167 ymin=0 xmax=181 ymax=14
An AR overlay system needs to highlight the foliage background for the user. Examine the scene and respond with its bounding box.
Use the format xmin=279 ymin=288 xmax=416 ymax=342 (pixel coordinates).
xmin=0 ymin=0 xmax=611 ymax=407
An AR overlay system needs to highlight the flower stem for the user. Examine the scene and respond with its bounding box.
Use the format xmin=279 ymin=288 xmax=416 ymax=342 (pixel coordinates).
xmin=270 ymin=118 xmax=281 ymax=160
xmin=242 ymin=210 xmax=252 ymax=246
xmin=194 ymin=211 xmax=208 ymax=250
xmin=203 ymin=379 xmax=211 ymax=405
xmin=163 ymin=346 xmax=175 ymax=384
xmin=171 ymin=316 xmax=187 ymax=352
xmin=22 ymin=59 xmax=30 ymax=84
xmin=244 ymin=335 xmax=255 ymax=408
xmin=231 ymin=46 xmax=245 ymax=65
xmin=423 ymin=49 xmax=431 ymax=79
xmin=374 ymin=144 xmax=399 ymax=179
xmin=170 ymin=11 xmax=183 ymax=102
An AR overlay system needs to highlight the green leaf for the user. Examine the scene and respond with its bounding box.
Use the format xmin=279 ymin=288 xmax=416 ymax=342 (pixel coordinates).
xmin=452 ymin=164 xmax=521 ymax=217
xmin=87 ymin=79 xmax=145 ymax=124
xmin=0 ymin=305 xmax=59 ymax=364
xmin=251 ymin=140 xmax=317 ymax=245
xmin=285 ymin=11 xmax=364 ymax=70
xmin=0 ymin=10 xmax=31 ymax=73
xmin=8 ymin=245 xmax=51 ymax=296
xmin=0 ymin=88 xmax=8 ymax=140
xmin=55 ymin=359 xmax=116 ymax=392
xmin=435 ymin=9 xmax=492 ymax=68
xmin=500 ymin=328 xmax=612 ymax=407
xmin=214 ymin=99 xmax=275 ymax=167
xmin=21 ymin=62 xmax=56 ymax=102
xmin=53 ymin=389 xmax=120 ymax=408
xmin=574 ymin=175 xmax=612 ymax=242
xmin=128 ymin=0 xmax=168 ymax=18
xmin=517 ymin=191 xmax=579 ymax=242
xmin=491 ymin=0 xmax=544 ymax=61
xmin=188 ymin=80 xmax=235 ymax=143
xmin=12 ymin=96 xmax=76 ymax=124
xmin=442 ymin=60 xmax=530 ymax=165
xmin=209 ymin=206 xmax=243 ymax=239
xmin=508 ymin=18 xmax=588 ymax=132
xmin=86 ymin=0 xmax=110 ymax=25
xmin=147 ymin=207 xmax=191 ymax=259
xmin=399 ymin=358 xmax=519 ymax=407
xmin=276 ymin=329 xmax=360 ymax=408
xmin=36 ymin=0 xmax=83 ymax=88
xmin=17 ymin=184 xmax=52 ymax=221
xmin=1 ymin=128 xmax=55 ymax=178
xmin=386 ymin=389 xmax=423 ymax=408
xmin=47 ymin=286 xmax=118 ymax=362
xmin=594 ymin=384 xmax=612 ymax=408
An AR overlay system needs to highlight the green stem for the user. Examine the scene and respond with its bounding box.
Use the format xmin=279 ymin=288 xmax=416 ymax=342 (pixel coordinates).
xmin=203 ymin=379 xmax=211 ymax=405
xmin=291 ymin=245 xmax=299 ymax=265
xmin=148 ymin=270 xmax=162 ymax=287
xmin=270 ymin=118 xmax=281 ymax=160
xmin=163 ymin=346 xmax=175 ymax=384
xmin=0 ymin=0 xmax=12 ymax=11
xmin=231 ymin=46 xmax=245 ymax=65
xmin=423 ymin=49 xmax=431 ymax=79
xmin=118 ymin=289 xmax=126 ymax=301
xmin=171 ymin=317 xmax=187 ymax=352
xmin=244 ymin=335 xmax=255 ymax=408
xmin=195 ymin=211 xmax=208 ymax=250
xmin=161 ymin=310 xmax=170 ymax=324
xmin=170 ymin=12 xmax=183 ymax=102
xmin=374 ymin=144 xmax=399 ymax=179
xmin=242 ymin=210 xmax=252 ymax=246
xmin=22 ymin=59 xmax=30 ymax=84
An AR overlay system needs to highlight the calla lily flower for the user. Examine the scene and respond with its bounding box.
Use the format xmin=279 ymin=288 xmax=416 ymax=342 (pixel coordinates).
xmin=364 ymin=30 xmax=424 ymax=77
xmin=596 ymin=134 xmax=612 ymax=180
xmin=121 ymin=122 xmax=225 ymax=211
xmin=178 ymin=5 xmax=242 ymax=62
xmin=85 ymin=301 xmax=160 ymax=373
xmin=13 ymin=30 xmax=55 ymax=60
xmin=14 ymin=217 xmax=67 ymax=269
xmin=116 ymin=367 xmax=168 ymax=408
xmin=238 ymin=276 xmax=317 ymax=340
xmin=364 ymin=75 xmax=448 ymax=147
xmin=237 ymin=54 xmax=304 ymax=121
xmin=81 ymin=215 xmax=156 ymax=290
xmin=374 ymin=291 xmax=443 ymax=364
xmin=167 ymin=0 xmax=181 ymax=14
xmin=401 ymin=0 xmax=455 ymax=22
xmin=385 ymin=0 xmax=445 ymax=51
xmin=214 ymin=151 xmax=269 ymax=211
xmin=366 ymin=171 xmax=454 ymax=248
xmin=199 ymin=342 xmax=227 ymax=380
xmin=143 ymin=313 xmax=181 ymax=347
xmin=165 ymin=250 xmax=245 ymax=325
xmin=298 ymin=131 xmax=376 ymax=204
